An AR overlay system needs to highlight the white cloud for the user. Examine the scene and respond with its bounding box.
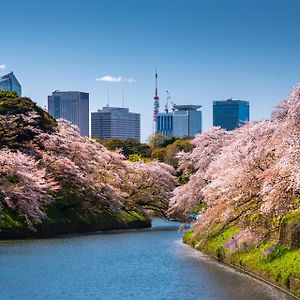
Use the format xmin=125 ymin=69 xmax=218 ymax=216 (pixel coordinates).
xmin=126 ymin=78 xmax=136 ymax=83
xmin=0 ymin=64 xmax=6 ymax=70
xmin=96 ymin=75 xmax=136 ymax=83
xmin=97 ymin=75 xmax=122 ymax=82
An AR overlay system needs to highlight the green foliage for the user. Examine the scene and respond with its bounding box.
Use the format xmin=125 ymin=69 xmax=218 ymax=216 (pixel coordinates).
xmin=45 ymin=197 xmax=85 ymax=224
xmin=184 ymin=227 xmax=240 ymax=260
xmin=125 ymin=210 xmax=147 ymax=222
xmin=183 ymin=229 xmax=192 ymax=242
xmin=99 ymin=134 xmax=193 ymax=168
xmin=234 ymin=242 xmax=271 ymax=268
xmin=128 ymin=153 xmax=152 ymax=163
xmin=0 ymin=91 xmax=56 ymax=132
xmin=147 ymin=133 xmax=178 ymax=149
xmin=47 ymin=179 xmax=108 ymax=223
xmin=236 ymin=243 xmax=300 ymax=288
xmin=96 ymin=132 xmax=194 ymax=171
xmin=0 ymin=90 xmax=18 ymax=99
xmin=0 ymin=91 xmax=57 ymax=149
xmin=177 ymin=171 xmax=189 ymax=185
xmin=281 ymin=208 xmax=300 ymax=225
xmin=44 ymin=176 xmax=149 ymax=227
xmin=128 ymin=153 xmax=142 ymax=162
xmin=151 ymin=148 xmax=166 ymax=162
xmin=0 ymin=207 xmax=23 ymax=228
xmin=291 ymin=196 xmax=300 ymax=206
xmin=263 ymin=245 xmax=290 ymax=263
xmin=164 ymin=139 xmax=194 ymax=167
xmin=99 ymin=138 xmax=151 ymax=158
xmin=248 ymin=213 xmax=260 ymax=222
xmin=5 ymin=174 xmax=19 ymax=184
xmin=183 ymin=229 xmax=200 ymax=247
xmin=0 ymin=200 xmax=25 ymax=228
xmin=191 ymin=203 xmax=208 ymax=214
xmin=186 ymin=224 xmax=300 ymax=295
xmin=267 ymin=249 xmax=300 ymax=286
xmin=46 ymin=201 xmax=119 ymax=226
xmin=247 ymin=212 xmax=269 ymax=227
xmin=202 ymin=226 xmax=240 ymax=261
xmin=149 ymin=136 xmax=193 ymax=167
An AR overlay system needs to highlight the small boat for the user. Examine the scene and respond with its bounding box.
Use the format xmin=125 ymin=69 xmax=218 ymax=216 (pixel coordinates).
xmin=188 ymin=213 xmax=201 ymax=220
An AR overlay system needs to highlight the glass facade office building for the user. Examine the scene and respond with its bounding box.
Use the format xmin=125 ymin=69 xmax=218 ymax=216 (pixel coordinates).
xmin=213 ymin=99 xmax=249 ymax=131
xmin=48 ymin=91 xmax=89 ymax=137
xmin=157 ymin=113 xmax=173 ymax=136
xmin=0 ymin=72 xmax=22 ymax=96
xmin=91 ymin=106 xmax=140 ymax=142
xmin=157 ymin=105 xmax=202 ymax=138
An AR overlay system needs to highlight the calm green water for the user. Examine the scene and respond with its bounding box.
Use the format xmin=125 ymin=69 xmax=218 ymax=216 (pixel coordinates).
xmin=0 ymin=219 xmax=294 ymax=300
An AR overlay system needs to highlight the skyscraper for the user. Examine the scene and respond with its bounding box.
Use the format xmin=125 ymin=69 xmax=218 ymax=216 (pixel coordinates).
xmin=0 ymin=72 xmax=22 ymax=96
xmin=213 ymin=99 xmax=249 ymax=131
xmin=48 ymin=91 xmax=89 ymax=136
xmin=157 ymin=104 xmax=202 ymax=138
xmin=91 ymin=106 xmax=140 ymax=142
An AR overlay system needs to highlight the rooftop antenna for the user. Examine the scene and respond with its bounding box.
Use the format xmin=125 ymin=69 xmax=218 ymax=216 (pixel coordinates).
xmin=153 ymin=68 xmax=159 ymax=134
xmin=106 ymin=88 xmax=110 ymax=107
xmin=122 ymin=88 xmax=125 ymax=108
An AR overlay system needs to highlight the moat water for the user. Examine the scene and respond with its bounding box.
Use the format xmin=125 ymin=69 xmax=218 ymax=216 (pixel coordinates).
xmin=0 ymin=219 xmax=294 ymax=299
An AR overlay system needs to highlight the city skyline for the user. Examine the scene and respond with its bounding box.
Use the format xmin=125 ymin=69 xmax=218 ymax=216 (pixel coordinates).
xmin=1 ymin=0 xmax=300 ymax=141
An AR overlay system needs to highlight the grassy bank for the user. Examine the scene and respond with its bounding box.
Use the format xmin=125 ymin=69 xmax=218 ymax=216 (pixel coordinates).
xmin=183 ymin=226 xmax=300 ymax=298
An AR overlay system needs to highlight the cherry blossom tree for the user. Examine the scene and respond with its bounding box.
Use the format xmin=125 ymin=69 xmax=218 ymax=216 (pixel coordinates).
xmin=168 ymin=85 xmax=300 ymax=235
xmin=125 ymin=160 xmax=176 ymax=217
xmin=203 ymin=121 xmax=277 ymax=208
xmin=168 ymin=127 xmax=232 ymax=219
xmin=36 ymin=120 xmax=176 ymax=218
xmin=0 ymin=149 xmax=59 ymax=227
xmin=0 ymin=93 xmax=177 ymax=230
xmin=259 ymin=85 xmax=300 ymax=216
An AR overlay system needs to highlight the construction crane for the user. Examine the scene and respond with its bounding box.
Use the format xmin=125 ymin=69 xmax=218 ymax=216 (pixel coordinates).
xmin=164 ymin=91 xmax=170 ymax=113
xmin=165 ymin=90 xmax=176 ymax=112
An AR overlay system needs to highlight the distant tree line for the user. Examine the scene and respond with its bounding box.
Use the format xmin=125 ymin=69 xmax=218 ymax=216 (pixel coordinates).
xmin=96 ymin=133 xmax=194 ymax=168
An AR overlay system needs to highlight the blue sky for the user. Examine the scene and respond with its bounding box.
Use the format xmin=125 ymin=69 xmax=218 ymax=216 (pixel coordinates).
xmin=1 ymin=0 xmax=300 ymax=141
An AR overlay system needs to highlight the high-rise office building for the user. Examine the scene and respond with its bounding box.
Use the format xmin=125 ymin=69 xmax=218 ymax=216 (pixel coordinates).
xmin=0 ymin=72 xmax=22 ymax=96
xmin=157 ymin=104 xmax=202 ymax=138
xmin=213 ymin=99 xmax=249 ymax=131
xmin=91 ymin=106 xmax=140 ymax=142
xmin=156 ymin=112 xmax=173 ymax=137
xmin=48 ymin=91 xmax=89 ymax=136
xmin=173 ymin=105 xmax=202 ymax=137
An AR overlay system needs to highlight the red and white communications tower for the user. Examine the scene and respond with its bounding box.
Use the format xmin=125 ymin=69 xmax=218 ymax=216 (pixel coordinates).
xmin=153 ymin=68 xmax=160 ymax=134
